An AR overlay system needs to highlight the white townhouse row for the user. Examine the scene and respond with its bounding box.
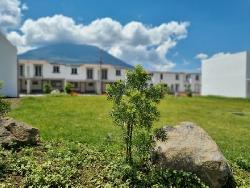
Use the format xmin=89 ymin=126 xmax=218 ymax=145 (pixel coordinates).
xmin=17 ymin=60 xmax=201 ymax=94
xmin=149 ymin=71 xmax=201 ymax=93
xmin=18 ymin=59 xmax=128 ymax=94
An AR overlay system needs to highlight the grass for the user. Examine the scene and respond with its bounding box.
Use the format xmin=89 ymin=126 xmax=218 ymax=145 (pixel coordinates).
xmin=10 ymin=95 xmax=250 ymax=162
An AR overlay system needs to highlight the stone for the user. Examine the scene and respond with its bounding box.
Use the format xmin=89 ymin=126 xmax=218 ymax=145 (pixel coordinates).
xmin=154 ymin=122 xmax=235 ymax=188
xmin=0 ymin=118 xmax=40 ymax=148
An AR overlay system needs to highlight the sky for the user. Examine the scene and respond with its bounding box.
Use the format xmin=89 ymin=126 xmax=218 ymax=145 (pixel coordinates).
xmin=0 ymin=0 xmax=249 ymax=72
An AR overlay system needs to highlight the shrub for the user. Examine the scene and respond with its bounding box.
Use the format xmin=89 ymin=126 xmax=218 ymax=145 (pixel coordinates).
xmin=64 ymin=83 xmax=73 ymax=94
xmin=0 ymin=141 xmax=210 ymax=187
xmin=0 ymin=81 xmax=10 ymax=119
xmin=185 ymin=84 xmax=193 ymax=97
xmin=0 ymin=99 xmax=10 ymax=118
xmin=43 ymin=83 xmax=52 ymax=94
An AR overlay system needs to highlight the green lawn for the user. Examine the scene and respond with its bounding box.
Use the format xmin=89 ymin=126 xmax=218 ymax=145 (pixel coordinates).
xmin=10 ymin=95 xmax=250 ymax=162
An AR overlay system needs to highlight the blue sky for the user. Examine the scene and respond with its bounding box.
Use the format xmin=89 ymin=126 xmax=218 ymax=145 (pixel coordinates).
xmin=1 ymin=0 xmax=250 ymax=71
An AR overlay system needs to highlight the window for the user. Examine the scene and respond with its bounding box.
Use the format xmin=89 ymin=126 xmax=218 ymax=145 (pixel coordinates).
xmin=88 ymin=83 xmax=93 ymax=87
xmin=51 ymin=80 xmax=62 ymax=88
xmin=34 ymin=65 xmax=42 ymax=77
xmin=175 ymin=74 xmax=179 ymax=80
xmin=32 ymin=81 xmax=39 ymax=85
xmin=53 ymin=66 xmax=60 ymax=73
xmin=101 ymin=69 xmax=108 ymax=80
xmin=186 ymin=74 xmax=190 ymax=81
xmin=116 ymin=69 xmax=121 ymax=76
xmin=171 ymin=84 xmax=174 ymax=92
xmin=160 ymin=73 xmax=163 ymax=80
xmin=195 ymin=75 xmax=199 ymax=81
xmin=70 ymin=82 xmax=78 ymax=88
xmin=19 ymin=65 xmax=24 ymax=76
xmin=87 ymin=69 xmax=93 ymax=79
xmin=175 ymin=84 xmax=179 ymax=92
xmin=71 ymin=68 xmax=78 ymax=75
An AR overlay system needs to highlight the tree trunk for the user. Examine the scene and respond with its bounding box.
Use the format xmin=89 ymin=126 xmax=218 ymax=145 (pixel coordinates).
xmin=126 ymin=123 xmax=133 ymax=164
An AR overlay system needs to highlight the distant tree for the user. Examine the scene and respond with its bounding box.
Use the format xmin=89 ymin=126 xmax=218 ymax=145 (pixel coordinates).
xmin=43 ymin=83 xmax=52 ymax=94
xmin=0 ymin=81 xmax=10 ymax=119
xmin=185 ymin=84 xmax=192 ymax=97
xmin=107 ymin=65 xmax=166 ymax=164
xmin=64 ymin=82 xmax=73 ymax=94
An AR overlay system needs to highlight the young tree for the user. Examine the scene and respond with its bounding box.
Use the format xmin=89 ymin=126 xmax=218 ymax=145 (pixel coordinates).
xmin=64 ymin=82 xmax=73 ymax=94
xmin=185 ymin=84 xmax=192 ymax=97
xmin=43 ymin=83 xmax=52 ymax=94
xmin=107 ymin=65 xmax=165 ymax=163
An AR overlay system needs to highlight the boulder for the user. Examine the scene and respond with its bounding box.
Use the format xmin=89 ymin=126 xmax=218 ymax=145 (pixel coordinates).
xmin=154 ymin=122 xmax=235 ymax=188
xmin=0 ymin=118 xmax=40 ymax=148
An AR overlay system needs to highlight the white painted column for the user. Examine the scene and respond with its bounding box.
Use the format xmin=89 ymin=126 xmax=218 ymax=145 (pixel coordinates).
xmin=96 ymin=81 xmax=102 ymax=95
xmin=26 ymin=79 xmax=31 ymax=94
xmin=63 ymin=79 xmax=67 ymax=92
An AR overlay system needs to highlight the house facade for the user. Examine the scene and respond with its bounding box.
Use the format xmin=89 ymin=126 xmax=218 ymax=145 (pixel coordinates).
xmin=18 ymin=60 xmax=201 ymax=94
xmin=0 ymin=32 xmax=18 ymax=97
xmin=149 ymin=71 xmax=201 ymax=93
xmin=18 ymin=60 xmax=128 ymax=94
xmin=202 ymin=51 xmax=250 ymax=98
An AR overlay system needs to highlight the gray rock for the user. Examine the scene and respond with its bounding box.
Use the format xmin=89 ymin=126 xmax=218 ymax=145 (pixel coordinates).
xmin=0 ymin=118 xmax=40 ymax=148
xmin=155 ymin=122 xmax=235 ymax=188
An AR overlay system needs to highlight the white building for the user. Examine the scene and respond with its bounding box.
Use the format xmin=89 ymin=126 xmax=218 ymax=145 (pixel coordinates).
xmin=149 ymin=71 xmax=201 ymax=93
xmin=202 ymin=51 xmax=250 ymax=98
xmin=18 ymin=60 xmax=129 ymax=94
xmin=0 ymin=32 xmax=18 ymax=97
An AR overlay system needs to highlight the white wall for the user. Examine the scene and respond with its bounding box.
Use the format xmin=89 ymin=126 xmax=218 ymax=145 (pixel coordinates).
xmin=202 ymin=52 xmax=248 ymax=98
xmin=0 ymin=34 xmax=18 ymax=97
xmin=246 ymin=52 xmax=250 ymax=97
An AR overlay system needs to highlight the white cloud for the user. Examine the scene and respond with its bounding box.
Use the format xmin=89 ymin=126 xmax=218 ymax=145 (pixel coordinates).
xmin=0 ymin=0 xmax=25 ymax=31
xmin=210 ymin=52 xmax=232 ymax=59
xmin=195 ymin=53 xmax=208 ymax=60
xmin=7 ymin=15 xmax=190 ymax=70
xmin=195 ymin=52 xmax=233 ymax=61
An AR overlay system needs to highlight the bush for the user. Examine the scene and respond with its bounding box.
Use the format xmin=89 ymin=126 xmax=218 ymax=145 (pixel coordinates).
xmin=64 ymin=83 xmax=73 ymax=94
xmin=0 ymin=81 xmax=10 ymax=118
xmin=43 ymin=83 xmax=52 ymax=94
xmin=185 ymin=84 xmax=193 ymax=97
xmin=0 ymin=141 xmax=210 ymax=187
xmin=0 ymin=98 xmax=10 ymax=118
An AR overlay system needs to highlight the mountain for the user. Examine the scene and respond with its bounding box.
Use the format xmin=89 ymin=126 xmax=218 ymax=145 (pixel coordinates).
xmin=18 ymin=43 xmax=133 ymax=68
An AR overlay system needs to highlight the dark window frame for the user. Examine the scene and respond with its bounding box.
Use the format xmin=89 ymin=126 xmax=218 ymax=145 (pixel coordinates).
xmin=71 ymin=68 xmax=78 ymax=75
xmin=175 ymin=74 xmax=179 ymax=80
xmin=101 ymin=69 xmax=108 ymax=80
xmin=116 ymin=69 xmax=121 ymax=76
xmin=53 ymin=66 xmax=60 ymax=73
xmin=19 ymin=65 xmax=24 ymax=76
xmin=195 ymin=75 xmax=199 ymax=81
xmin=160 ymin=73 xmax=163 ymax=80
xmin=87 ymin=68 xmax=93 ymax=79
xmin=34 ymin=65 xmax=42 ymax=77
